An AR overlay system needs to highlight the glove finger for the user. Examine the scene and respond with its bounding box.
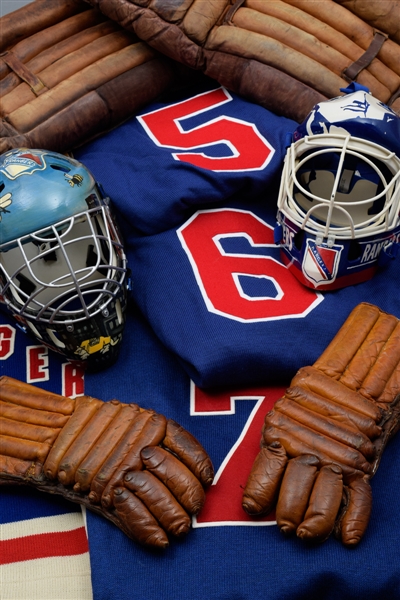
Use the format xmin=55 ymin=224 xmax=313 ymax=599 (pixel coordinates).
xmin=263 ymin=423 xmax=366 ymax=481
xmin=284 ymin=386 xmax=382 ymax=440
xmin=163 ymin=419 xmax=214 ymax=487
xmin=265 ymin=409 xmax=372 ymax=474
xmin=273 ymin=396 xmax=376 ymax=458
xmin=112 ymin=486 xmax=169 ymax=549
xmin=276 ymin=454 xmax=319 ymax=535
xmin=124 ymin=470 xmax=191 ymax=537
xmin=297 ymin=464 xmax=343 ymax=543
xmin=337 ymin=475 xmax=373 ymax=547
xmin=0 ymin=375 xmax=75 ymax=413
xmin=58 ymin=400 xmax=122 ymax=487
xmin=0 ymin=398 xmax=70 ymax=429
xmin=100 ymin=411 xmax=167 ymax=509
xmin=141 ymin=446 xmax=205 ymax=515
xmin=44 ymin=395 xmax=102 ymax=479
xmin=88 ymin=408 xmax=153 ymax=505
xmin=242 ymin=443 xmax=288 ymax=516
xmin=0 ymin=434 xmax=51 ymax=464
xmin=291 ymin=366 xmax=382 ymax=422
xmin=75 ymin=404 xmax=140 ymax=494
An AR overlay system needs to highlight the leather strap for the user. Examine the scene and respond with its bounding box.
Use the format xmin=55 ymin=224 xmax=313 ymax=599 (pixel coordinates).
xmin=342 ymin=30 xmax=388 ymax=82
xmin=1 ymin=51 xmax=47 ymax=95
xmin=223 ymin=0 xmax=246 ymax=25
xmin=388 ymin=86 xmax=400 ymax=106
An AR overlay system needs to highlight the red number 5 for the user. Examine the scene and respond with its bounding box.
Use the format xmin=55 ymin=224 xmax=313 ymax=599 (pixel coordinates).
xmin=137 ymin=87 xmax=274 ymax=172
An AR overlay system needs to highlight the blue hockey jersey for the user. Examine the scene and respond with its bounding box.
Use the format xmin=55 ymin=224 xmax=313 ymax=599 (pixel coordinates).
xmin=75 ymin=77 xmax=400 ymax=389
xmin=1 ymin=296 xmax=400 ymax=600
xmin=1 ymin=75 xmax=400 ymax=600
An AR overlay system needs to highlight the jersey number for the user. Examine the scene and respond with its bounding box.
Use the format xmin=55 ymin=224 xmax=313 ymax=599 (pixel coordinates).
xmin=178 ymin=209 xmax=321 ymax=322
xmin=191 ymin=382 xmax=286 ymax=526
xmin=137 ymin=87 xmax=274 ymax=172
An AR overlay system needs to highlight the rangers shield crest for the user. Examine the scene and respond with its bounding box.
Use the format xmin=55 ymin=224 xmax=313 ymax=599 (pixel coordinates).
xmin=302 ymin=239 xmax=343 ymax=287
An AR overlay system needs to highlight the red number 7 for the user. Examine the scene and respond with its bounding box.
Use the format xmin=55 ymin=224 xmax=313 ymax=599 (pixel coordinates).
xmin=191 ymin=382 xmax=286 ymax=526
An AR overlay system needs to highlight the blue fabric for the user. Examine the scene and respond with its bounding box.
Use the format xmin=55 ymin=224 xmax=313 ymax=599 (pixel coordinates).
xmin=2 ymin=292 xmax=400 ymax=599
xmin=75 ymin=78 xmax=400 ymax=389
xmin=0 ymin=486 xmax=80 ymax=523
xmin=1 ymin=75 xmax=400 ymax=600
xmin=77 ymin=79 xmax=295 ymax=236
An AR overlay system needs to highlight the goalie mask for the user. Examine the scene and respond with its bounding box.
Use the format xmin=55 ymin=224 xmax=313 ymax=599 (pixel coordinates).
xmin=0 ymin=149 xmax=129 ymax=371
xmin=275 ymin=84 xmax=400 ymax=290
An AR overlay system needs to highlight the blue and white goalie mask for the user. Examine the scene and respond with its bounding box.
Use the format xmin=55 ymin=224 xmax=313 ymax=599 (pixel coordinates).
xmin=0 ymin=149 xmax=129 ymax=371
xmin=275 ymin=85 xmax=400 ymax=290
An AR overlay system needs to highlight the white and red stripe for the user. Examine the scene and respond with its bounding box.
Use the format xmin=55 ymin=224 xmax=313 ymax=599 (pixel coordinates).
xmin=1 ymin=510 xmax=93 ymax=599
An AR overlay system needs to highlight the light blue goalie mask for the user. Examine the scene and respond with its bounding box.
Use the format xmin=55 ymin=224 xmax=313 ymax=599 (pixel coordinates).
xmin=0 ymin=149 xmax=129 ymax=371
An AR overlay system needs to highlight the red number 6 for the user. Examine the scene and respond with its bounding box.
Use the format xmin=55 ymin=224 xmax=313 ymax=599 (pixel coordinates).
xmin=178 ymin=209 xmax=322 ymax=321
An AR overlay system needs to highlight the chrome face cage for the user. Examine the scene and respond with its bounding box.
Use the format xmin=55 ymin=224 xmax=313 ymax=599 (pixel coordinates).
xmin=0 ymin=205 xmax=128 ymax=325
xmin=278 ymin=134 xmax=400 ymax=242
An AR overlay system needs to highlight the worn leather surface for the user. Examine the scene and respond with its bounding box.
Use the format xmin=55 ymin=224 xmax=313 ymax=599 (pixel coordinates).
xmin=0 ymin=0 xmax=176 ymax=153
xmin=83 ymin=0 xmax=400 ymax=120
xmin=0 ymin=376 xmax=214 ymax=549
xmin=242 ymin=303 xmax=400 ymax=546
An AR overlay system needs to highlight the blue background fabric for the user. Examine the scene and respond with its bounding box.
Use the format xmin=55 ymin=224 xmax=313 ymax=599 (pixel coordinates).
xmin=75 ymin=78 xmax=400 ymax=389
xmin=2 ymin=305 xmax=400 ymax=600
xmin=1 ymin=75 xmax=400 ymax=599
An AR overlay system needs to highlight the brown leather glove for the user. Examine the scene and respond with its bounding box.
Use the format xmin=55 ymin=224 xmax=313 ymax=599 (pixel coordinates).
xmin=84 ymin=0 xmax=400 ymax=120
xmin=0 ymin=0 xmax=176 ymax=153
xmin=0 ymin=376 xmax=214 ymax=549
xmin=242 ymin=302 xmax=400 ymax=546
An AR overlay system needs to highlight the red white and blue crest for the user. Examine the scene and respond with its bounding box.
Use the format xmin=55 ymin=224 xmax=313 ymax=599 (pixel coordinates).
xmin=302 ymin=240 xmax=343 ymax=287
xmin=0 ymin=150 xmax=47 ymax=180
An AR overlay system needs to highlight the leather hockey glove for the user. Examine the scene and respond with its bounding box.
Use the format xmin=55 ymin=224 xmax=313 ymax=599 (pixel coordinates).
xmin=242 ymin=302 xmax=400 ymax=546
xmin=0 ymin=376 xmax=214 ymax=549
